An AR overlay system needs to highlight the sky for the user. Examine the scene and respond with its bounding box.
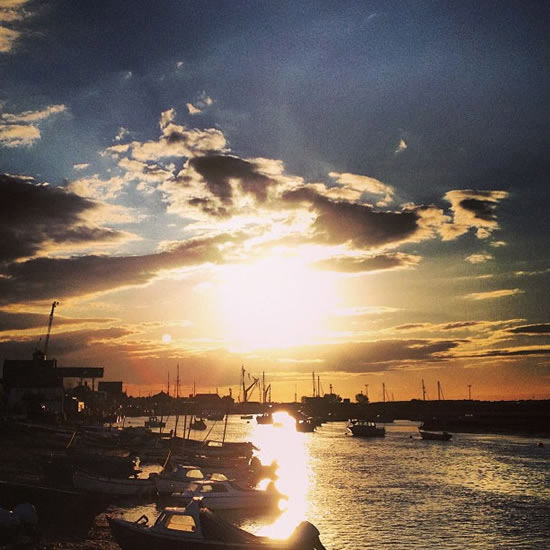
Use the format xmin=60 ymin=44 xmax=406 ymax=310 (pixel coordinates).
xmin=0 ymin=0 xmax=549 ymax=402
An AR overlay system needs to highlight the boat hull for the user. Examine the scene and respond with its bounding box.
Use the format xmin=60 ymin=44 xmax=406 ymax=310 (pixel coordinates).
xmin=109 ymin=517 xmax=288 ymax=550
xmin=72 ymin=471 xmax=155 ymax=498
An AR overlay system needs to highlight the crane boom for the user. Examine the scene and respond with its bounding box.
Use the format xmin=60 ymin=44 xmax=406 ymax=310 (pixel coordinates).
xmin=43 ymin=301 xmax=59 ymax=358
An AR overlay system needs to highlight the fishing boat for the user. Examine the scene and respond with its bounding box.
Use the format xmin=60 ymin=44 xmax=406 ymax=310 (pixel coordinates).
xmin=168 ymin=480 xmax=285 ymax=510
xmin=419 ymin=429 xmax=452 ymax=441
xmin=108 ymin=498 xmax=327 ymax=550
xmin=145 ymin=416 xmax=166 ymax=429
xmin=346 ymin=419 xmax=385 ymax=437
xmin=72 ymin=470 xmax=156 ymax=498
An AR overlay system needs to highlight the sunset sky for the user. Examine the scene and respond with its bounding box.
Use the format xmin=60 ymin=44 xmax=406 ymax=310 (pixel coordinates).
xmin=1 ymin=1 xmax=549 ymax=401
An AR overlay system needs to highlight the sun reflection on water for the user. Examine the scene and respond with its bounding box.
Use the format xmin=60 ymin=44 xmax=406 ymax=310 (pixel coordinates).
xmin=252 ymin=411 xmax=311 ymax=539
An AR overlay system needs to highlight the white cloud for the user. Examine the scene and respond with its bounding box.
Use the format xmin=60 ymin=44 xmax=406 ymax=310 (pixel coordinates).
xmin=73 ymin=163 xmax=89 ymax=171
xmin=187 ymin=103 xmax=201 ymax=115
xmin=0 ymin=25 xmax=19 ymax=52
xmin=441 ymin=189 xmax=509 ymax=240
xmin=466 ymin=288 xmax=524 ymax=301
xmin=395 ymin=138 xmax=407 ymax=154
xmin=160 ymin=109 xmax=176 ymax=129
xmin=328 ymin=171 xmax=394 ymax=204
xmin=0 ymin=104 xmax=66 ymax=147
xmin=1 ymin=104 xmax=66 ymax=123
xmin=115 ymin=127 xmax=129 ymax=142
xmin=0 ymin=123 xmax=39 ymax=147
xmin=465 ymin=252 xmax=494 ymax=264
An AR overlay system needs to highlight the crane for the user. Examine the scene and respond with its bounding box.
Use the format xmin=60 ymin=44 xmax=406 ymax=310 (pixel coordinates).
xmin=43 ymin=301 xmax=59 ymax=358
xmin=240 ymin=365 xmax=258 ymax=403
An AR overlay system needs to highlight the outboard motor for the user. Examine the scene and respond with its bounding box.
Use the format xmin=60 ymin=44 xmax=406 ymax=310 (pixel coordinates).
xmin=288 ymin=521 xmax=327 ymax=550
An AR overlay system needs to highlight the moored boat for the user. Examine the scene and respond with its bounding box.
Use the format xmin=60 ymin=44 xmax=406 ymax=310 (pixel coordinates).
xmin=145 ymin=416 xmax=166 ymax=429
xmin=72 ymin=470 xmax=156 ymax=498
xmin=347 ymin=419 xmax=385 ymax=437
xmin=189 ymin=418 xmax=207 ymax=431
xmin=108 ymin=498 xmax=327 ymax=550
xmin=168 ymin=480 xmax=285 ymax=510
xmin=419 ymin=429 xmax=452 ymax=441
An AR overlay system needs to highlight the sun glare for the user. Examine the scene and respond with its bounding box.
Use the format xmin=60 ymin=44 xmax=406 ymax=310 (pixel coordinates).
xmin=217 ymin=258 xmax=339 ymax=351
xmin=252 ymin=411 xmax=310 ymax=539
xmin=162 ymin=333 xmax=172 ymax=344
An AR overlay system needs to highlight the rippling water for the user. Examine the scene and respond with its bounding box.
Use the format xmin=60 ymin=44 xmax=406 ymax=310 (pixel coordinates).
xmin=120 ymin=415 xmax=550 ymax=549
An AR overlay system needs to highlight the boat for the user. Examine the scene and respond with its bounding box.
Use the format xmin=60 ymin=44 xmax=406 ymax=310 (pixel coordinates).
xmin=145 ymin=416 xmax=166 ymax=429
xmin=256 ymin=413 xmax=273 ymax=425
xmin=151 ymin=465 xmax=226 ymax=496
xmin=72 ymin=470 xmax=156 ymax=498
xmin=189 ymin=418 xmax=207 ymax=431
xmin=168 ymin=479 xmax=285 ymax=510
xmin=295 ymin=418 xmax=316 ymax=432
xmin=205 ymin=412 xmax=225 ymax=421
xmin=347 ymin=419 xmax=385 ymax=437
xmin=419 ymin=429 xmax=452 ymax=441
xmin=108 ymin=497 xmax=327 ymax=550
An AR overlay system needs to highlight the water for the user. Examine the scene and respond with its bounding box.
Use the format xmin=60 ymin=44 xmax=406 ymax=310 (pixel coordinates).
xmin=121 ymin=415 xmax=550 ymax=549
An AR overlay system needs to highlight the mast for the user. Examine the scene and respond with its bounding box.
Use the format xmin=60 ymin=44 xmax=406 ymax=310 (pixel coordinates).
xmin=317 ymin=375 xmax=320 ymax=398
xmin=422 ymin=379 xmax=426 ymax=401
xmin=437 ymin=381 xmax=444 ymax=400
xmin=382 ymin=382 xmax=386 ymax=403
xmin=174 ymin=364 xmax=180 ymax=438
xmin=312 ymin=371 xmax=316 ymax=397
xmin=468 ymin=384 xmax=472 ymax=400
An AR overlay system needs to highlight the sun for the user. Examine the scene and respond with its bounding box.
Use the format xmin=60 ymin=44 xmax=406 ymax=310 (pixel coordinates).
xmin=162 ymin=333 xmax=172 ymax=344
xmin=216 ymin=257 xmax=339 ymax=351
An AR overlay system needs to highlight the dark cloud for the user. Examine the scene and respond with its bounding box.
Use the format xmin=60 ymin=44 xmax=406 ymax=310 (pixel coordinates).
xmin=441 ymin=321 xmax=483 ymax=330
xmin=0 ymin=327 xmax=133 ymax=371
xmin=282 ymin=187 xmax=420 ymax=249
xmin=312 ymin=253 xmax=420 ymax=273
xmin=0 ymin=233 xmax=239 ymax=304
xmin=0 ymin=174 xmax=126 ymax=263
xmin=189 ymin=155 xmax=275 ymax=206
xmin=471 ymin=348 xmax=550 ymax=358
xmin=394 ymin=324 xmax=428 ymax=331
xmin=0 ymin=310 xmax=114 ymax=332
xmin=269 ymin=339 xmax=465 ymax=373
xmin=508 ymin=324 xmax=550 ymax=334
xmin=459 ymin=198 xmax=499 ymax=222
